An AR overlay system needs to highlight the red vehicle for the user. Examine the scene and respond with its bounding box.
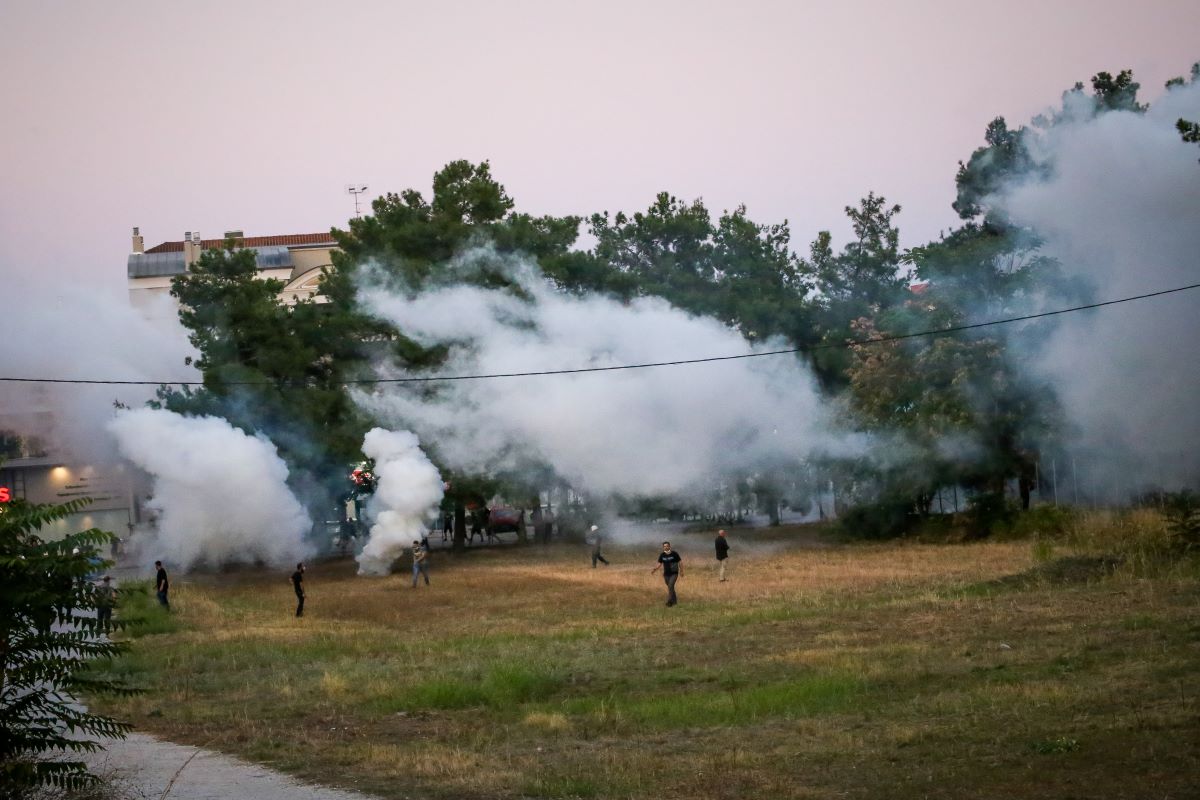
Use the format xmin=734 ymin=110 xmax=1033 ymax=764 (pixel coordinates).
xmin=487 ymin=506 xmax=524 ymax=535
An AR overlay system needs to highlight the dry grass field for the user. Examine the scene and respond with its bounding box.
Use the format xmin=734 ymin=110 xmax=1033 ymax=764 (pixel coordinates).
xmin=94 ymin=516 xmax=1200 ymax=799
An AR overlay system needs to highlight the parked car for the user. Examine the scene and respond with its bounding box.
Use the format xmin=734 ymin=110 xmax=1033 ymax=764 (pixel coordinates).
xmin=487 ymin=506 xmax=524 ymax=535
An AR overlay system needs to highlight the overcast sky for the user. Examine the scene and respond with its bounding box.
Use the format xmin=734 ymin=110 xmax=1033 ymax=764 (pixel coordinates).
xmin=1 ymin=0 xmax=1197 ymax=291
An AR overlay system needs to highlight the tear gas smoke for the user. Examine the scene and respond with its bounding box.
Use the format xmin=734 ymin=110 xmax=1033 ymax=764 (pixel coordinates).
xmin=0 ymin=278 xmax=196 ymax=463
xmin=107 ymin=407 xmax=313 ymax=569
xmin=356 ymin=427 xmax=445 ymax=575
xmin=998 ymin=80 xmax=1200 ymax=490
xmin=353 ymin=249 xmax=859 ymax=501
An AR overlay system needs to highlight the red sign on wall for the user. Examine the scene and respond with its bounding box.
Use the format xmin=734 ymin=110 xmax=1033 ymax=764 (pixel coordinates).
xmin=0 ymin=487 xmax=10 ymax=503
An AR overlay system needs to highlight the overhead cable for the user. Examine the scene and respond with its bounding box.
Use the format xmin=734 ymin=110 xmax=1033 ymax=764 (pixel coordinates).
xmin=2 ymin=281 xmax=1197 ymax=387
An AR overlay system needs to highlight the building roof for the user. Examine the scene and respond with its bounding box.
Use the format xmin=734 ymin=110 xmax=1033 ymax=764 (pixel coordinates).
xmin=144 ymin=233 xmax=336 ymax=254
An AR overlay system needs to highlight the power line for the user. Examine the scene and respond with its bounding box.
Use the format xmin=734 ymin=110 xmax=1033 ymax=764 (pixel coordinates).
xmin=3 ymin=282 xmax=1198 ymax=387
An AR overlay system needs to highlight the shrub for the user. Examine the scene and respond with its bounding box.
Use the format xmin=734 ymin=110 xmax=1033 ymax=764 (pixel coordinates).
xmin=0 ymin=496 xmax=136 ymax=794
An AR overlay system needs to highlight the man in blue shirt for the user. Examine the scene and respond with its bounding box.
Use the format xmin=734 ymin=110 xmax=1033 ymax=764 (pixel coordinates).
xmin=651 ymin=541 xmax=683 ymax=606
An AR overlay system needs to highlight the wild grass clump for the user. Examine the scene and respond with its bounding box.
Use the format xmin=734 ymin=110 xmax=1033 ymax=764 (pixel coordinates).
xmin=113 ymin=580 xmax=180 ymax=638
xmin=402 ymin=662 xmax=564 ymax=711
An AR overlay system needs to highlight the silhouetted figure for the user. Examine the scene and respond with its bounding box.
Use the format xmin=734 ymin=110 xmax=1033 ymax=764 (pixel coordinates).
xmin=154 ymin=561 xmax=169 ymax=610
xmin=715 ymin=529 xmax=731 ymax=581
xmin=587 ymin=525 xmax=609 ymax=567
xmin=291 ymin=562 xmax=306 ymax=617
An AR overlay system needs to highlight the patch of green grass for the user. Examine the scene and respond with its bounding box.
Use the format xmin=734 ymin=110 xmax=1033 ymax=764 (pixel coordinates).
xmin=400 ymin=662 xmax=565 ymax=711
xmin=1029 ymin=735 xmax=1081 ymax=754
xmin=556 ymin=670 xmax=865 ymax=729
xmin=523 ymin=776 xmax=605 ymax=799
xmin=114 ymin=580 xmax=181 ymax=638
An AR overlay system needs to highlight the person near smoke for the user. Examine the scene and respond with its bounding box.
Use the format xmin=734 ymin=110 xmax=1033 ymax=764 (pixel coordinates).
xmin=482 ymin=507 xmax=495 ymax=543
xmin=411 ymin=540 xmax=430 ymax=587
xmin=715 ymin=529 xmax=731 ymax=581
xmin=442 ymin=512 xmax=452 ymax=542
xmin=587 ymin=525 xmax=609 ymax=567
xmin=468 ymin=510 xmax=484 ymax=545
xmin=95 ymin=576 xmax=116 ymax=634
xmin=651 ymin=541 xmax=683 ymax=606
xmin=154 ymin=560 xmax=169 ymax=609
xmin=291 ymin=562 xmax=306 ymax=617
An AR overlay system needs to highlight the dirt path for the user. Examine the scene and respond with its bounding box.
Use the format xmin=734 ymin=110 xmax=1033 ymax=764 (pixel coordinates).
xmin=86 ymin=733 xmax=381 ymax=800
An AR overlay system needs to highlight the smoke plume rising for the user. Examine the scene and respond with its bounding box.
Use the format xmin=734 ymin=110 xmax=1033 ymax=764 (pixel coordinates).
xmin=353 ymin=249 xmax=858 ymax=502
xmin=107 ymin=407 xmax=313 ymax=569
xmin=998 ymin=79 xmax=1200 ymax=491
xmin=0 ymin=279 xmax=196 ymax=463
xmin=356 ymin=427 xmax=445 ymax=575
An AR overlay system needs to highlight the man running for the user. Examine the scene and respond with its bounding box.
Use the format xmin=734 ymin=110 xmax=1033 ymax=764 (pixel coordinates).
xmin=651 ymin=541 xmax=683 ymax=606
xmin=291 ymin=562 xmax=306 ymax=617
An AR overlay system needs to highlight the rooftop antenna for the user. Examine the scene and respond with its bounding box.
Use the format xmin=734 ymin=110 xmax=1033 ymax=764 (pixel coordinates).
xmin=346 ymin=183 xmax=369 ymax=218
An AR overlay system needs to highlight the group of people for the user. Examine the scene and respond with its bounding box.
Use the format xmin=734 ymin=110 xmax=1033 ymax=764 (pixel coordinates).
xmin=127 ymin=527 xmax=733 ymax=621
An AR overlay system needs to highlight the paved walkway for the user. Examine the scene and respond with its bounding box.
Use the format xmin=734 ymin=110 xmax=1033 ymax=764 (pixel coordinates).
xmin=85 ymin=733 xmax=380 ymax=800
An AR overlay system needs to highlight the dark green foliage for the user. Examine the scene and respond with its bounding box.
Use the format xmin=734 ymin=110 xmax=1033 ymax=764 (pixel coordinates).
xmin=159 ymin=242 xmax=371 ymax=520
xmin=1090 ymin=69 xmax=1146 ymax=113
xmin=1179 ymin=119 xmax=1200 ymax=144
xmin=0 ymin=496 xmax=135 ymax=794
xmin=1162 ymin=491 xmax=1200 ymax=552
xmin=836 ymin=492 xmax=919 ymax=539
xmin=588 ymin=193 xmax=811 ymax=342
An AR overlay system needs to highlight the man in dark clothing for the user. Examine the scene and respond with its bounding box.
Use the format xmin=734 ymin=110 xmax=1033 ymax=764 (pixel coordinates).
xmin=651 ymin=541 xmax=683 ymax=606
xmin=95 ymin=576 xmax=116 ymax=633
xmin=291 ymin=562 xmax=306 ymax=617
xmin=715 ymin=529 xmax=731 ymax=581
xmin=154 ymin=561 xmax=169 ymax=609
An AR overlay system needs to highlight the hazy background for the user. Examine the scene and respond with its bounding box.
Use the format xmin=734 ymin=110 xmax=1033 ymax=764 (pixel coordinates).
xmin=2 ymin=0 xmax=1198 ymax=288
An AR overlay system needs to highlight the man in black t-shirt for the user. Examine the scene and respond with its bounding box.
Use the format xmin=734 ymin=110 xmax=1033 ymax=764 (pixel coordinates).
xmin=651 ymin=541 xmax=683 ymax=606
xmin=154 ymin=561 xmax=169 ymax=610
xmin=291 ymin=562 xmax=306 ymax=617
xmin=715 ymin=529 xmax=731 ymax=581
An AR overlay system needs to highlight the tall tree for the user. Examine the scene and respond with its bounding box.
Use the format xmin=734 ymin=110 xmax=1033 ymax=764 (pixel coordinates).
xmin=160 ymin=243 xmax=369 ymax=520
xmin=326 ymin=161 xmax=587 ymax=549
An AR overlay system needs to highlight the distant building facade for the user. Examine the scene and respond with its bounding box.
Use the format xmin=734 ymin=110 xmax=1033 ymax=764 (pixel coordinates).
xmin=0 ymin=384 xmax=143 ymax=542
xmin=126 ymin=227 xmax=339 ymax=309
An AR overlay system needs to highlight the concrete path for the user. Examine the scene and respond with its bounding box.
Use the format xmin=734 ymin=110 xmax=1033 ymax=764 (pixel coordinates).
xmin=85 ymin=733 xmax=381 ymax=800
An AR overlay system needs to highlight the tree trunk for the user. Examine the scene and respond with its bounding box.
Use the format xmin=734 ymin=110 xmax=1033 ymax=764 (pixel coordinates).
xmin=453 ymin=501 xmax=466 ymax=553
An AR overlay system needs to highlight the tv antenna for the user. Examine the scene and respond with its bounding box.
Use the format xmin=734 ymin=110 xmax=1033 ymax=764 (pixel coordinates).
xmin=346 ymin=183 xmax=369 ymax=218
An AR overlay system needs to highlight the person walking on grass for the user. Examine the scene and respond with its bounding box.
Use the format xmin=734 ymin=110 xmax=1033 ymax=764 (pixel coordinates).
xmin=411 ymin=540 xmax=430 ymax=587
xmin=95 ymin=575 xmax=116 ymax=634
xmin=587 ymin=525 xmax=609 ymax=568
xmin=291 ymin=562 xmax=306 ymax=617
xmin=715 ymin=529 xmax=731 ymax=581
xmin=651 ymin=541 xmax=683 ymax=606
xmin=154 ymin=560 xmax=169 ymax=610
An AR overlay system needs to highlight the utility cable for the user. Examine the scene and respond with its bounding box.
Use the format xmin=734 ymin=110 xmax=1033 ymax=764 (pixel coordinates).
xmin=2 ymin=281 xmax=1198 ymax=387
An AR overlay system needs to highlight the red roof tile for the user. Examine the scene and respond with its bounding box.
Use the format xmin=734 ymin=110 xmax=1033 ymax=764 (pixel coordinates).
xmin=145 ymin=233 xmax=336 ymax=254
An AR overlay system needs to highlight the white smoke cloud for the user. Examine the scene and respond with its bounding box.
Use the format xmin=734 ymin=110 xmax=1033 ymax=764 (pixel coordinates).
xmin=353 ymin=249 xmax=857 ymax=500
xmin=0 ymin=278 xmax=197 ymax=463
xmin=107 ymin=407 xmax=313 ymax=569
xmin=356 ymin=427 xmax=444 ymax=575
xmin=999 ymin=80 xmax=1200 ymax=490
